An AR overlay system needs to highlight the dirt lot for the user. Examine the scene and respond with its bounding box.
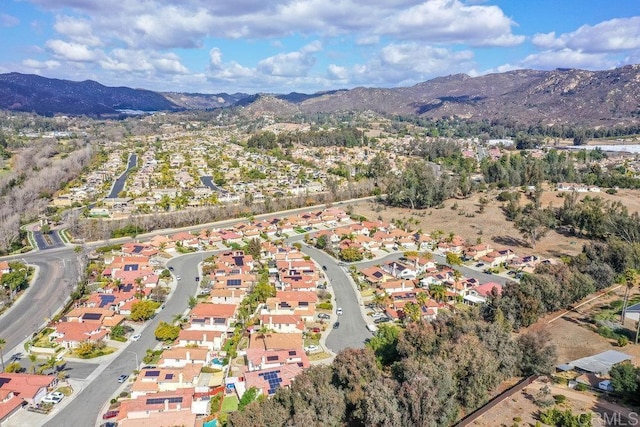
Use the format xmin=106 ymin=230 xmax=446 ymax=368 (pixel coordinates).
xmin=471 ymin=378 xmax=637 ymax=427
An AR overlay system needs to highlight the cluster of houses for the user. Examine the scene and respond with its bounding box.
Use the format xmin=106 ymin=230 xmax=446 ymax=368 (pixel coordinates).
xmin=109 ymin=244 xmax=329 ymax=424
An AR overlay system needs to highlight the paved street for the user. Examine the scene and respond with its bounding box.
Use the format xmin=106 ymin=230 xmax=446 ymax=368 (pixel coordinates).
xmin=32 ymin=230 xmax=66 ymax=250
xmin=0 ymin=253 xmax=79 ymax=359
xmin=300 ymin=245 xmax=372 ymax=353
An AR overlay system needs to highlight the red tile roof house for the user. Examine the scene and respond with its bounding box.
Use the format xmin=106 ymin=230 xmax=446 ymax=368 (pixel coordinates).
xmin=378 ymin=279 xmax=416 ymax=295
xmin=245 ymin=347 xmax=309 ymax=372
xmin=381 ymin=261 xmax=418 ymax=280
xmin=50 ymin=321 xmax=109 ymax=349
xmin=262 ymin=291 xmax=318 ymax=322
xmin=130 ymin=365 xmax=202 ymax=398
xmin=0 ymin=261 xmax=12 ymax=274
xmin=244 ymin=364 xmax=304 ymax=397
xmin=481 ymin=249 xmax=517 ymax=267
xmin=116 ymin=387 xmax=198 ymax=425
xmin=218 ymin=230 xmax=244 ymax=245
xmin=158 ymin=347 xmax=211 ymax=368
xmin=209 ymin=288 xmax=246 ymax=305
xmin=170 ymin=231 xmax=200 ymax=248
xmin=360 ymin=266 xmax=390 ymax=285
xmin=0 ymin=388 xmax=25 ymax=424
xmin=188 ymin=303 xmax=238 ymax=332
xmin=464 ymin=243 xmax=493 ymax=261
xmin=0 ymin=373 xmax=57 ymax=406
xmin=259 ymin=314 xmax=305 ymax=333
xmin=177 ymin=329 xmax=225 ymax=351
xmin=437 ymin=236 xmax=466 ymax=254
xmin=464 ymin=282 xmax=503 ymax=305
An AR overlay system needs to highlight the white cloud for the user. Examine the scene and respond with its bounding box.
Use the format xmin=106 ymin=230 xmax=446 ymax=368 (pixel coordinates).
xmin=0 ymin=13 xmax=20 ymax=28
xmin=257 ymin=42 xmax=322 ymax=77
xmin=45 ymin=39 xmax=98 ymax=62
xmin=382 ymin=0 xmax=524 ymax=46
xmin=521 ymin=48 xmax=612 ymax=70
xmin=327 ymin=64 xmax=348 ymax=80
xmin=53 ymin=15 xmax=101 ymax=46
xmin=98 ymin=49 xmax=189 ymax=75
xmin=209 ymin=48 xmax=223 ymax=70
xmin=22 ymin=59 xmax=61 ymax=70
xmin=532 ymin=17 xmax=640 ymax=53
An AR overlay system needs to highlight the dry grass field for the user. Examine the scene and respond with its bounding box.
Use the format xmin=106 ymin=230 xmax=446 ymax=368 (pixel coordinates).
xmin=349 ymin=187 xmax=640 ymax=260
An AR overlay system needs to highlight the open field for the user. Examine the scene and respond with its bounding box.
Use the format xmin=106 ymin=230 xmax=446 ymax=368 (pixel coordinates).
xmin=349 ymin=187 xmax=640 ymax=260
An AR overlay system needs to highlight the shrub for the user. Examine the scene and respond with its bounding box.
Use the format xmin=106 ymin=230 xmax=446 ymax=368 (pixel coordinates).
xmin=554 ymin=394 xmax=567 ymax=404
xmin=575 ymin=383 xmax=588 ymax=392
xmin=317 ymin=301 xmax=333 ymax=310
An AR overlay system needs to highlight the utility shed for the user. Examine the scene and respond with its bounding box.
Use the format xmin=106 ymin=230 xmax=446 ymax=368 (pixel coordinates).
xmin=559 ymin=350 xmax=632 ymax=376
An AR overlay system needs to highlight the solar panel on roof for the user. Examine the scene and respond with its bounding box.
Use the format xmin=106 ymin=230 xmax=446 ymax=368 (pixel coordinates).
xmin=124 ymin=264 xmax=139 ymax=271
xmin=83 ymin=313 xmax=102 ymax=320
xmin=146 ymin=396 xmax=183 ymax=405
xmin=145 ymin=370 xmax=160 ymax=377
xmin=122 ymin=284 xmax=133 ymax=292
xmin=227 ymin=279 xmax=242 ymax=286
xmin=99 ymin=295 xmax=115 ymax=308
xmin=132 ymin=246 xmax=143 ymax=254
xmin=267 ymin=355 xmax=278 ymax=362
xmin=165 ymin=374 xmax=174 ymax=380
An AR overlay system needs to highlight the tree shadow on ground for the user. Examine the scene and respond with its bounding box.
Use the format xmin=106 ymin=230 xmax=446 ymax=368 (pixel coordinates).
xmin=491 ymin=235 xmax=530 ymax=248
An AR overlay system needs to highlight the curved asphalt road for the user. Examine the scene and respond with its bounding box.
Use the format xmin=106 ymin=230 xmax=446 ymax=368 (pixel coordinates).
xmin=0 ymin=253 xmax=79 ymax=359
xmin=45 ymin=251 xmax=211 ymax=427
xmin=300 ymin=245 xmax=372 ymax=353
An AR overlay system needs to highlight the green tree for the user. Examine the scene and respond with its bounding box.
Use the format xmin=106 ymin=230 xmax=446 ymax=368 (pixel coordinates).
xmin=402 ymin=302 xmax=421 ymax=323
xmin=515 ymin=205 xmax=556 ymax=249
xmin=154 ymin=322 xmax=181 ymax=342
xmin=110 ymin=325 xmax=125 ymax=339
xmin=130 ymin=300 xmax=158 ymax=321
xmin=244 ymin=238 xmax=262 ymax=260
xmin=609 ymin=362 xmax=639 ymax=393
xmin=4 ymin=361 xmax=21 ymax=373
xmin=238 ymin=387 xmax=260 ymax=410
xmin=366 ymin=323 xmax=400 ymax=366
xmin=445 ymin=252 xmax=462 ymax=266
xmin=188 ymin=296 xmax=198 ymax=309
xmin=517 ymin=331 xmax=557 ymax=375
xmin=339 ymin=247 xmax=364 ymax=262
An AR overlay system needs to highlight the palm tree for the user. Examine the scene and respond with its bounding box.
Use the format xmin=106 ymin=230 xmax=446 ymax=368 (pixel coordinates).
xmin=42 ymin=355 xmax=57 ymax=374
xmin=429 ymin=285 xmax=447 ymax=303
xmin=621 ymin=268 xmax=637 ymax=323
xmin=416 ymin=292 xmax=428 ymax=309
xmin=403 ymin=302 xmax=421 ymax=323
xmin=28 ymin=353 xmax=38 ymax=374
xmin=0 ymin=338 xmax=5 ymax=372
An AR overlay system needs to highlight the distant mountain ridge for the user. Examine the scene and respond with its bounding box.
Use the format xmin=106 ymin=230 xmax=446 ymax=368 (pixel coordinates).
xmin=1 ymin=66 xmax=639 ymax=125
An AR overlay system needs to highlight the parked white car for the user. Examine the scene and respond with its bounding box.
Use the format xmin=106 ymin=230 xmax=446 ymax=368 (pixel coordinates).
xmin=304 ymin=345 xmax=319 ymax=353
xmin=42 ymin=391 xmax=64 ymax=404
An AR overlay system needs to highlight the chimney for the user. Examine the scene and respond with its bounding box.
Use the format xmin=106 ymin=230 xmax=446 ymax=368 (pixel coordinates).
xmin=164 ymin=399 xmax=169 ymax=411
xmin=186 ymin=350 xmax=191 ymax=361
xmin=179 ymin=372 xmax=183 ymax=385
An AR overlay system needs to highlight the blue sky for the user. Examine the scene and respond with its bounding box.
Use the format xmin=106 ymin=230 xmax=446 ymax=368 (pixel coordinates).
xmin=1 ymin=0 xmax=639 ymax=94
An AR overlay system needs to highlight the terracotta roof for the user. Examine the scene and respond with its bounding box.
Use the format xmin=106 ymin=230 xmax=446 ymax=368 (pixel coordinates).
xmin=0 ymin=373 xmax=56 ymax=401
xmin=249 ymin=333 xmax=303 ymax=350
xmin=190 ymin=303 xmax=237 ymax=318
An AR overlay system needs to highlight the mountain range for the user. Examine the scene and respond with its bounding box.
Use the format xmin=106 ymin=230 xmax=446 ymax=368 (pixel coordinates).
xmin=1 ymin=65 xmax=639 ymax=126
